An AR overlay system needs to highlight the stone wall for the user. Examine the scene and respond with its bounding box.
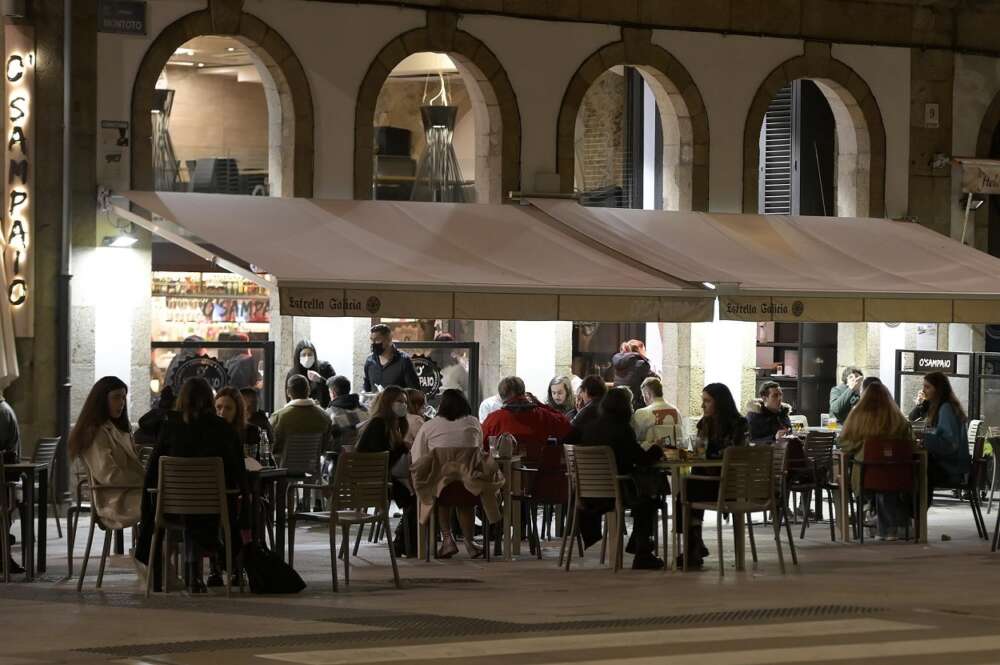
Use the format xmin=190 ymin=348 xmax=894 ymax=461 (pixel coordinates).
xmin=574 ymin=69 xmax=626 ymax=194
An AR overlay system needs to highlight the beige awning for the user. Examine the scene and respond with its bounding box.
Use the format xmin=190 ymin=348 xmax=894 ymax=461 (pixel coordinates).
xmin=954 ymin=157 xmax=1000 ymax=195
xmin=121 ymin=192 xmax=714 ymax=323
xmin=528 ymin=199 xmax=1000 ymax=323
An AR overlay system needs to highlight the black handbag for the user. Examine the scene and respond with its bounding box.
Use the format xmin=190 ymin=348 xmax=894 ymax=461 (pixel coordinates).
xmin=242 ymin=544 xmax=306 ymax=594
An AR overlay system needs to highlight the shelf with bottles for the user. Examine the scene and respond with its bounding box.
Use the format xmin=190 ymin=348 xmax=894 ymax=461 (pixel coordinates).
xmin=152 ymin=271 xmax=270 ymax=298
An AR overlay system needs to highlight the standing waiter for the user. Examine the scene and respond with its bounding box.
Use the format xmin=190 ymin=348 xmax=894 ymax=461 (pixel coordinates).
xmin=364 ymin=324 xmax=420 ymax=392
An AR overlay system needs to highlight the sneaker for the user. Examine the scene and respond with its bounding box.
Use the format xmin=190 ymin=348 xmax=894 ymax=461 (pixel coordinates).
xmin=632 ymin=553 xmax=664 ymax=570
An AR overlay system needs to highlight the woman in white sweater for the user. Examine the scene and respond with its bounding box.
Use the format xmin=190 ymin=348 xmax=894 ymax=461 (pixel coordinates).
xmin=410 ymin=389 xmax=483 ymax=558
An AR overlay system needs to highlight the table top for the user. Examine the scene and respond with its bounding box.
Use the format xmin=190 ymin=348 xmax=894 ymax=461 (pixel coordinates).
xmin=654 ymin=458 xmax=723 ymax=469
xmin=4 ymin=462 xmax=46 ymax=472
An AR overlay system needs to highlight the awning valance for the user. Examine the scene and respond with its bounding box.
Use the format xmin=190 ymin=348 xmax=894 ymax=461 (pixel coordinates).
xmin=528 ymin=199 xmax=1000 ymax=323
xmin=120 ymin=192 xmax=715 ymax=323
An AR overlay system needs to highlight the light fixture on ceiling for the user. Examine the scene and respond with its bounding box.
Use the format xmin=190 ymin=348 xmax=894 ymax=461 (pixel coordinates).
xmin=103 ymin=231 xmax=138 ymax=248
xmin=169 ymin=61 xmax=195 ymax=67
xmin=226 ymin=47 xmax=236 ymax=52
xmin=174 ymin=47 xmax=195 ymax=56
xmin=701 ymin=282 xmax=717 ymax=290
xmin=196 ymin=62 xmax=206 ymax=68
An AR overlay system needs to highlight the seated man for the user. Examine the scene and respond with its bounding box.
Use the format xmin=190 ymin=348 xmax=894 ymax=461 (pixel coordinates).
xmin=269 ymin=374 xmax=331 ymax=463
xmin=746 ymin=381 xmax=792 ymax=444
xmin=239 ymin=387 xmax=274 ymax=445
xmin=569 ymin=375 xmax=608 ymax=428
xmin=482 ymin=376 xmax=573 ymax=454
xmin=631 ymin=377 xmax=683 ymax=449
xmin=829 ymin=367 xmax=864 ymax=424
xmin=326 ymin=375 xmax=368 ymax=452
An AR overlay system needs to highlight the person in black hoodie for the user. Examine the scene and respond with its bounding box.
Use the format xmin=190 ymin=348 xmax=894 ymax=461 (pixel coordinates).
xmin=568 ymin=375 xmax=608 ymax=432
xmin=576 ymin=387 xmax=665 ymax=569
xmin=746 ymin=381 xmax=792 ymax=444
xmin=611 ymin=339 xmax=656 ymax=410
xmin=136 ymin=377 xmax=249 ymax=592
xmin=286 ymin=340 xmax=335 ymax=409
xmin=136 ymin=385 xmax=176 ymax=446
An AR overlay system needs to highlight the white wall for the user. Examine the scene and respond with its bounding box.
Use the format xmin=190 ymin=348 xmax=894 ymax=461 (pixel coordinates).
xmin=652 ymin=31 xmax=802 ymax=213
xmin=832 ymin=44 xmax=911 ymax=219
xmin=515 ymin=321 xmax=557 ymax=399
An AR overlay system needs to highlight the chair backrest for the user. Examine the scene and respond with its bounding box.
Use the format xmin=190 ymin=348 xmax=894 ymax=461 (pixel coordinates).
xmin=31 ymin=437 xmax=61 ymax=466
xmin=968 ymin=419 xmax=984 ymax=459
xmin=968 ymin=419 xmax=983 ymax=445
xmin=564 ymin=444 xmax=621 ymax=501
xmin=717 ymin=446 xmax=774 ymax=512
xmin=284 ymin=432 xmax=324 ymax=476
xmin=804 ymin=430 xmax=836 ymax=470
xmin=330 ymin=451 xmax=389 ymax=512
xmin=860 ymin=439 xmax=914 ymax=493
xmin=155 ymin=456 xmax=227 ymax=517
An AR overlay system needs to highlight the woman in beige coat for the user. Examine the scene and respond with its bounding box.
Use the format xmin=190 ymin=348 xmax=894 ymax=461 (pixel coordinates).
xmin=68 ymin=376 xmax=145 ymax=530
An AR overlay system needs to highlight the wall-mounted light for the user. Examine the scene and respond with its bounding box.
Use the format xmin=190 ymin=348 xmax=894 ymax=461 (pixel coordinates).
xmin=960 ymin=193 xmax=986 ymax=211
xmin=103 ymin=231 xmax=138 ymax=248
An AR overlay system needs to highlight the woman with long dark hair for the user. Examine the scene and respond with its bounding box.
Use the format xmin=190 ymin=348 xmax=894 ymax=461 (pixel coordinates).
xmin=138 ymin=377 xmax=249 ymax=592
xmin=682 ymin=383 xmax=748 ymax=569
xmin=286 ymin=340 xmax=335 ymax=408
xmin=546 ymin=376 xmax=575 ymax=417
xmin=357 ymin=386 xmax=415 ymax=555
xmin=922 ymin=371 xmax=970 ymax=493
xmin=68 ymin=376 xmax=145 ymax=531
xmin=215 ymin=386 xmax=262 ymax=458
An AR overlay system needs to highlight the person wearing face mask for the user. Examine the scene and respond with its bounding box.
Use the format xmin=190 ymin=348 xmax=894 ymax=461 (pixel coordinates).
xmin=286 ymin=340 xmax=336 ymax=409
xmin=356 ymin=386 xmax=417 ymax=555
xmin=363 ymin=324 xmax=420 ymax=393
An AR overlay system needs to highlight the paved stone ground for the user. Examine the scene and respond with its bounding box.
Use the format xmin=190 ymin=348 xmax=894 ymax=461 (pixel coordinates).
xmin=3 ymin=498 xmax=1000 ymax=664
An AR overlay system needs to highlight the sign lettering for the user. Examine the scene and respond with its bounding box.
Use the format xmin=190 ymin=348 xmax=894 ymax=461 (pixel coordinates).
xmin=3 ymin=26 xmax=33 ymax=336
xmin=913 ymin=351 xmax=957 ymax=375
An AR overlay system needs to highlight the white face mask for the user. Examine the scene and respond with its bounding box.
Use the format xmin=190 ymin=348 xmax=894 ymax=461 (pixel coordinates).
xmin=299 ymin=353 xmax=315 ymax=369
xmin=392 ymin=402 xmax=409 ymax=418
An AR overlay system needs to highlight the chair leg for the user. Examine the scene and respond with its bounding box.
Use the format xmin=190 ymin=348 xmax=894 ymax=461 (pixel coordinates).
xmin=660 ymin=501 xmax=670 ymax=567
xmin=987 ymin=456 xmax=999 ymax=514
xmin=716 ymin=511 xmax=724 ymax=578
xmin=383 ymin=513 xmax=401 ymax=589
xmin=682 ymin=503 xmax=691 ymax=573
xmin=50 ymin=483 xmax=62 ymax=539
xmin=557 ymin=505 xmax=571 ymax=567
xmin=341 ymin=524 xmax=351 ymax=586
xmin=746 ymin=514 xmax=758 ymax=563
xmin=329 ymin=518 xmax=338 ymax=592
xmin=564 ymin=507 xmax=578 ymax=572
xmin=773 ymin=508 xmax=786 ymax=575
xmin=971 ymin=493 xmax=987 ymax=540
xmin=599 ymin=517 xmax=607 ymax=565
xmin=827 ymin=488 xmax=837 ymax=542
xmin=288 ymin=511 xmax=296 ymax=569
xmin=532 ymin=503 xmax=543 ymax=560
xmin=144 ymin=528 xmax=160 ymax=598
xmin=799 ymin=489 xmax=812 ymax=539
xmin=223 ymin=523 xmax=233 ymax=599
xmin=96 ymin=527 xmax=112 ymax=589
xmin=67 ymin=508 xmax=79 ymax=577
xmin=355 ymin=511 xmax=366 ymax=555
xmin=783 ymin=502 xmax=798 ymax=566
xmin=1 ymin=509 xmax=9 ymax=583
xmin=76 ymin=518 xmax=98 ymax=592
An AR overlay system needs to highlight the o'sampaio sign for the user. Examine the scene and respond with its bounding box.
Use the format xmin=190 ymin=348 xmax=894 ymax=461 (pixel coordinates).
xmin=4 ymin=25 xmax=33 ymax=336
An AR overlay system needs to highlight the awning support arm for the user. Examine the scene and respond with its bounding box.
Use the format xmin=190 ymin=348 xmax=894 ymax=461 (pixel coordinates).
xmin=112 ymin=204 xmax=273 ymax=291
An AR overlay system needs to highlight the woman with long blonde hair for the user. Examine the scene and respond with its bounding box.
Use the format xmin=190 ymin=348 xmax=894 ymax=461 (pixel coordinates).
xmin=839 ymin=383 xmax=913 ymax=540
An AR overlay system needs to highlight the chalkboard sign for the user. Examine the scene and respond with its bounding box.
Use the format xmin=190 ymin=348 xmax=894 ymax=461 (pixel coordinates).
xmin=168 ymin=354 xmax=230 ymax=393
xmin=411 ymin=355 xmax=443 ymax=398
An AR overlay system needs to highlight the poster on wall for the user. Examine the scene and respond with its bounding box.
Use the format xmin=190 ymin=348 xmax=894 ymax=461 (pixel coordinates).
xmin=4 ymin=25 xmax=34 ymax=337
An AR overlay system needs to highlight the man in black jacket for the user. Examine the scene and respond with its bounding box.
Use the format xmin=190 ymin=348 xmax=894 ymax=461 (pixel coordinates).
xmin=363 ymin=324 xmax=420 ymax=392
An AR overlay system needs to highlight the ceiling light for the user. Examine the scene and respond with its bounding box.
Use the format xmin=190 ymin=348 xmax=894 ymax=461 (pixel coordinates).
xmin=197 ymin=62 xmax=205 ymax=68
xmin=174 ymin=47 xmax=195 ymax=56
xmin=702 ymin=282 xmax=717 ymax=290
xmin=169 ymin=61 xmax=195 ymax=66
xmin=227 ymin=47 xmax=236 ymax=52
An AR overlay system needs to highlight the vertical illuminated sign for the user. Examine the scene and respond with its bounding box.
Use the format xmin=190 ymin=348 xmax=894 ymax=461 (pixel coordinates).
xmin=4 ymin=25 xmax=33 ymax=336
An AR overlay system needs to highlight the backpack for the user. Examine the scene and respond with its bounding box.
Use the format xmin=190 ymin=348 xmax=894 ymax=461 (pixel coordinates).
xmin=242 ymin=544 xmax=306 ymax=594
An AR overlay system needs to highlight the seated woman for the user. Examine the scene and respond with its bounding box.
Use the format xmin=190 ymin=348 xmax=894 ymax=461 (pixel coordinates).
xmin=546 ymin=376 xmax=575 ymax=419
xmin=68 ymin=376 xmax=146 ymax=531
xmin=578 ymin=387 xmax=665 ymax=570
xmin=838 ymin=382 xmax=914 ymax=540
xmin=137 ymin=377 xmax=249 ymax=592
xmin=357 ymin=386 xmax=416 ymax=556
xmin=404 ymin=388 xmax=427 ymax=447
xmin=921 ymin=371 xmax=970 ymax=494
xmin=746 ymin=381 xmax=792 ymax=444
xmin=135 ymin=385 xmax=175 ymax=447
xmin=410 ymin=389 xmax=484 ymax=558
xmin=215 ymin=386 xmax=263 ymax=459
xmin=683 ymin=383 xmax=747 ymax=569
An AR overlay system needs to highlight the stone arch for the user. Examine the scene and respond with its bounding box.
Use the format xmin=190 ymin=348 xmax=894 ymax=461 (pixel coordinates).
xmin=556 ymin=29 xmax=709 ymax=211
xmin=976 ymin=89 xmax=1000 ymax=158
xmin=131 ymin=3 xmax=314 ymax=196
xmin=354 ymin=12 xmax=522 ymax=203
xmin=742 ymin=44 xmax=886 ymax=217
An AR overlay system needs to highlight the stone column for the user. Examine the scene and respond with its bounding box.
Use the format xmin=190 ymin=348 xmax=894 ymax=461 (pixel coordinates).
xmin=475 ymin=320 xmax=516 ymax=402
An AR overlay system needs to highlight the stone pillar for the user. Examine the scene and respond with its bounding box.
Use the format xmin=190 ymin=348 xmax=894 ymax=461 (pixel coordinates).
xmin=475 ymin=320 xmax=516 ymax=402
xmin=908 ymin=49 xmax=955 ymax=237
xmin=836 ymin=323 xmax=881 ymax=382
xmin=554 ymin=321 xmax=573 ymax=379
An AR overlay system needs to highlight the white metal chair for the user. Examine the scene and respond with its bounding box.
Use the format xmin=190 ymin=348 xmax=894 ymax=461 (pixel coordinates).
xmin=144 ymin=457 xmax=237 ymax=598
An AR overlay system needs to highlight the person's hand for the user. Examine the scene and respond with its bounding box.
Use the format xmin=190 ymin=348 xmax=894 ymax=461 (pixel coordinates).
xmin=848 ymin=374 xmax=862 ymax=393
xmin=915 ymin=389 xmax=926 ymax=405
xmin=307 ymin=369 xmax=322 ymax=384
xmin=775 ymin=428 xmax=789 ymax=441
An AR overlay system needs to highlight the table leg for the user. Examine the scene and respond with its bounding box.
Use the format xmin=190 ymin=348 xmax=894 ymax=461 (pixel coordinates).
xmin=919 ymin=453 xmax=928 ymax=544
xmin=670 ymin=468 xmax=681 ymax=572
xmin=275 ymin=477 xmax=287 ymax=560
xmin=837 ymin=454 xmax=851 ymax=542
xmin=37 ymin=467 xmax=47 ymax=573
xmin=23 ymin=471 xmax=34 ymax=580
xmin=503 ymin=460 xmax=513 ymax=561
xmin=512 ymin=461 xmax=522 ymax=556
